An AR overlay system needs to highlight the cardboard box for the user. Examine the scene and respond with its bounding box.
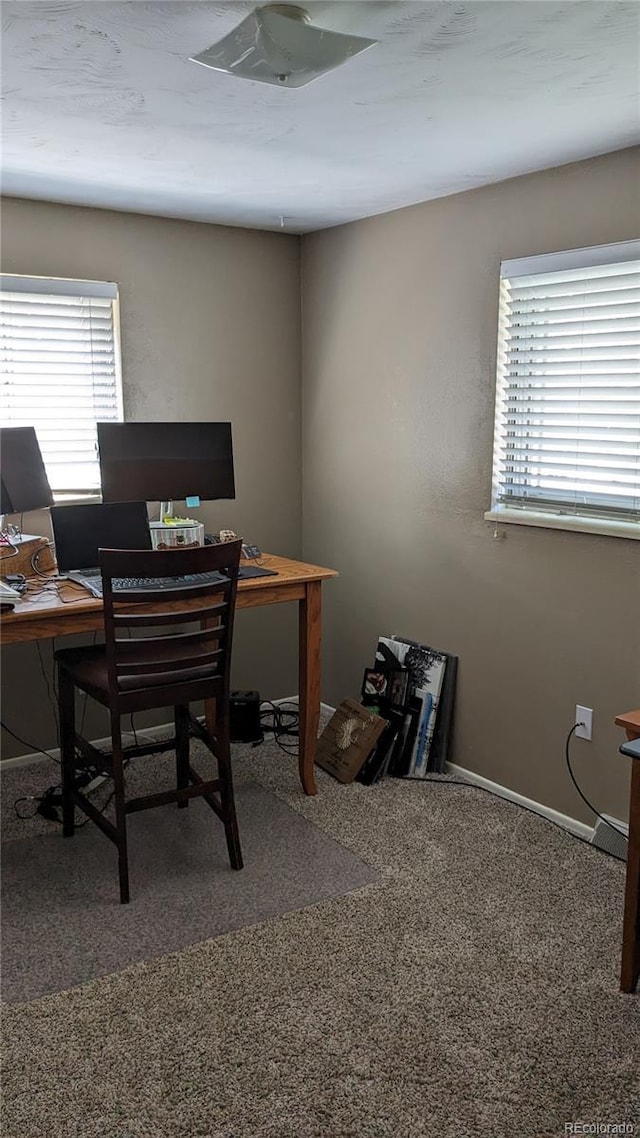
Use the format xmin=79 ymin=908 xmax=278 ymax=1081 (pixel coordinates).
xmin=1 ymin=535 xmax=54 ymax=579
xmin=315 ymin=698 xmax=387 ymax=784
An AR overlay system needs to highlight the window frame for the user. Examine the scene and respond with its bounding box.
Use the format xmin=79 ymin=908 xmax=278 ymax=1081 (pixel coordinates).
xmin=0 ymin=273 xmax=124 ymax=504
xmin=485 ymin=240 xmax=640 ymax=541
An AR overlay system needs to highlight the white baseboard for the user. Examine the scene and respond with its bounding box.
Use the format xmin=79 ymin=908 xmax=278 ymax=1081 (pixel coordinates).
xmin=310 ymin=700 xmax=593 ymax=838
xmin=445 ymin=761 xmax=594 ymax=841
xmin=1 ymin=720 xmax=175 ymax=770
xmin=6 ymin=698 xmax=590 ymax=843
xmin=310 ymin=699 xmax=593 ymax=841
xmin=0 ymin=697 xmax=331 ymax=770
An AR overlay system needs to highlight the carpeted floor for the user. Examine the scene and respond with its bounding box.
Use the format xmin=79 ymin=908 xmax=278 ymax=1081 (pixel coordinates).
xmin=2 ymin=736 xmax=639 ymax=1137
xmin=2 ymin=778 xmax=377 ymax=1004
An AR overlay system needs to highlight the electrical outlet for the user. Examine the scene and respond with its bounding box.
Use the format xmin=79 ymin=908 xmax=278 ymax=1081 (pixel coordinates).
xmin=575 ymin=705 xmax=593 ymax=741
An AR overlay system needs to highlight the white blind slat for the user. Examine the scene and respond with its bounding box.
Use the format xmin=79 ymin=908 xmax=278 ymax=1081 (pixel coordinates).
xmin=0 ymin=278 xmax=122 ymax=495
xmin=491 ymin=245 xmax=640 ymax=526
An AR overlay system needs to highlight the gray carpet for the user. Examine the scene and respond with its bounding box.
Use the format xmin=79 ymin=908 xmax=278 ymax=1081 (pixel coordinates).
xmin=2 ymin=739 xmax=639 ymax=1138
xmin=2 ymin=780 xmax=377 ymax=1004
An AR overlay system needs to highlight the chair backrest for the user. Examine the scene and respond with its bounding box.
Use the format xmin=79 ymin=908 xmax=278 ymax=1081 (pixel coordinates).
xmin=99 ymin=540 xmax=242 ymax=710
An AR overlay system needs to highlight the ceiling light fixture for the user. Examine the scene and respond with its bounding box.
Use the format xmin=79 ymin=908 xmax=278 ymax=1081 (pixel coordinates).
xmin=189 ymin=4 xmax=378 ymax=89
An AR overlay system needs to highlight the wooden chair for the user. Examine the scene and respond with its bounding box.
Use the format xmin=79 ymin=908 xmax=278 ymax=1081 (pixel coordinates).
xmin=55 ymin=540 xmax=243 ymax=903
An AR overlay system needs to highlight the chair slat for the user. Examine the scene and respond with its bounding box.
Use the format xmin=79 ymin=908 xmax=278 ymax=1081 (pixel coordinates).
xmin=112 ymin=602 xmax=227 ymax=628
xmin=114 ymin=626 xmax=223 ymax=658
xmin=117 ymin=648 xmax=224 ymax=677
xmin=110 ymin=581 xmax=232 ymax=605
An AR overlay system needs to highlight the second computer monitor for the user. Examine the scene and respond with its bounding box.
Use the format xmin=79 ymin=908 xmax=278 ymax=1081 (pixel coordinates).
xmin=97 ymin=422 xmax=235 ymax=504
xmin=1 ymin=426 xmax=54 ymax=514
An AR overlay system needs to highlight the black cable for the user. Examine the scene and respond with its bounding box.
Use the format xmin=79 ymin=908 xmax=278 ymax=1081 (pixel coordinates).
xmin=129 ymin=714 xmax=139 ymax=746
xmin=417 ymin=773 xmax=598 ymax=849
xmin=414 ymin=727 xmax=628 ymax=850
xmin=1 ymin=720 xmax=60 ymax=765
xmin=124 ymin=628 xmax=140 ymax=747
xmin=36 ymin=639 xmax=59 ymax=733
xmin=260 ymin=700 xmax=299 ymax=756
xmin=564 ymin=723 xmax=627 ymax=838
xmin=14 ymin=748 xmax=128 ymax=827
xmin=79 ymin=633 xmax=97 ymax=737
xmin=14 ymin=795 xmax=41 ymax=820
xmin=57 ymin=588 xmax=91 ymax=604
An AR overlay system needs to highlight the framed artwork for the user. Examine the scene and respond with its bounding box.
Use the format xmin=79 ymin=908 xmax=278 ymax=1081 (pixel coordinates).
xmin=362 ymin=668 xmax=388 ymax=700
xmin=372 ymin=636 xmax=457 ymax=778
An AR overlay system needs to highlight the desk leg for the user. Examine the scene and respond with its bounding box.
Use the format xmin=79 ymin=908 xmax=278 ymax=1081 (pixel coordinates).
xmin=621 ymin=736 xmax=640 ymax=993
xmin=299 ymin=580 xmax=322 ymax=796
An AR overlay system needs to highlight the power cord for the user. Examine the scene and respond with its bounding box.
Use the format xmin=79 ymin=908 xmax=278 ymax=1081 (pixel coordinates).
xmin=36 ymin=639 xmax=59 ymax=733
xmin=3 ymin=717 xmax=115 ymax=825
xmin=2 ymin=719 xmax=60 ymax=765
xmin=260 ymin=700 xmax=299 ymax=756
xmin=30 ymin=542 xmax=55 ymax=577
xmin=13 ymin=754 xmax=123 ymax=827
xmin=415 ymin=723 xmax=628 ymax=850
xmin=564 ymin=723 xmax=627 ymax=838
xmin=18 ymin=773 xmax=118 ymax=827
xmin=419 ymin=773 xmax=600 ymax=850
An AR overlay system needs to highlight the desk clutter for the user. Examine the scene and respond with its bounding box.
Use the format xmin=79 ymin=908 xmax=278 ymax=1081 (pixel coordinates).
xmin=316 ymin=634 xmax=457 ymax=786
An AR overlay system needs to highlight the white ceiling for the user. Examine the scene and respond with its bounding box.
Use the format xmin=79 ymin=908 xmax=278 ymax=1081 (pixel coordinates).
xmin=1 ymin=1 xmax=638 ymax=233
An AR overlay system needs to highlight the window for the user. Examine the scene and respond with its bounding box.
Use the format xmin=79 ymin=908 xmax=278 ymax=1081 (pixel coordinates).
xmin=0 ymin=274 xmax=123 ymax=499
xmin=486 ymin=240 xmax=640 ymax=539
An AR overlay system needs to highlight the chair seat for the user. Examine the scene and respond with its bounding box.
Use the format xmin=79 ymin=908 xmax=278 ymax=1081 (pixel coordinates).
xmin=55 ymin=643 xmax=217 ymax=703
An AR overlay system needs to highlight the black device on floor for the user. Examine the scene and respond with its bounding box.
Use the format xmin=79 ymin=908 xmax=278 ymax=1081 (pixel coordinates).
xmin=229 ymin=690 xmax=263 ymax=743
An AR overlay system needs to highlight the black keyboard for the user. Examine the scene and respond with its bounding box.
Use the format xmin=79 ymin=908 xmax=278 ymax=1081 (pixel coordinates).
xmin=70 ymin=565 xmax=276 ymax=598
xmin=116 ymin=572 xmax=226 ymax=591
xmin=83 ymin=572 xmax=226 ymax=597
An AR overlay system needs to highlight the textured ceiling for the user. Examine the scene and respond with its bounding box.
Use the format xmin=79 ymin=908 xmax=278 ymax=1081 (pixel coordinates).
xmin=1 ymin=1 xmax=638 ymax=232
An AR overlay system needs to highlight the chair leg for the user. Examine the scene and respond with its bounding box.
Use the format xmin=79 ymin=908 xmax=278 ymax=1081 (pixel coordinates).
xmin=175 ymin=704 xmax=190 ymax=808
xmin=216 ymin=709 xmax=243 ymax=871
xmin=111 ymin=713 xmax=130 ymax=904
xmin=58 ymin=667 xmax=76 ymax=838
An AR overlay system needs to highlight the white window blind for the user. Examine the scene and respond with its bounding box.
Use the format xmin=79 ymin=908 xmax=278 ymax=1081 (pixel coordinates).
xmin=0 ymin=274 xmax=123 ymax=497
xmin=489 ymin=240 xmax=640 ymax=535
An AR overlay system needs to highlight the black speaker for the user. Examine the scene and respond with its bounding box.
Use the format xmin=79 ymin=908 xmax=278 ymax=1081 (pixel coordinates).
xmin=229 ymin=690 xmax=263 ymax=743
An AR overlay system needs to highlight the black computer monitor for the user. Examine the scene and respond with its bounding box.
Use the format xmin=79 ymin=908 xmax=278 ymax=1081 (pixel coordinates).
xmin=0 ymin=426 xmax=54 ymax=514
xmin=50 ymin=501 xmax=152 ymax=572
xmin=97 ymin=422 xmax=235 ymax=504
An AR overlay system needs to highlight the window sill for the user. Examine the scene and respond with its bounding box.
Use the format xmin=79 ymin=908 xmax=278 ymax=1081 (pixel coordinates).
xmin=484 ymin=508 xmax=640 ymax=541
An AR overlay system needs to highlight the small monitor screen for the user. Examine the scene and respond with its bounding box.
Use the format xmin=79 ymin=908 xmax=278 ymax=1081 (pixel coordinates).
xmin=97 ymin=422 xmax=235 ymax=504
xmin=50 ymin=501 xmax=151 ymax=572
xmin=0 ymin=426 xmax=54 ymax=514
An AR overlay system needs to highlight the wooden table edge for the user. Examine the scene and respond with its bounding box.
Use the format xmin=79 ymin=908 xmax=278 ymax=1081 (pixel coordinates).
xmin=0 ymin=554 xmax=339 ymax=643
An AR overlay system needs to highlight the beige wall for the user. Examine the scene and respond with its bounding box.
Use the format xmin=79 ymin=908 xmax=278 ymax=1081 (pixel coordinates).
xmin=1 ymin=197 xmax=302 ymax=758
xmin=301 ymin=148 xmax=640 ymax=824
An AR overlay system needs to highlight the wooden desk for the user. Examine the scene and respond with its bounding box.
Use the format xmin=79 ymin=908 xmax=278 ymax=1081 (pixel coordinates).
xmin=1 ymin=554 xmax=338 ymax=797
xmin=615 ymin=708 xmax=640 ymax=993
